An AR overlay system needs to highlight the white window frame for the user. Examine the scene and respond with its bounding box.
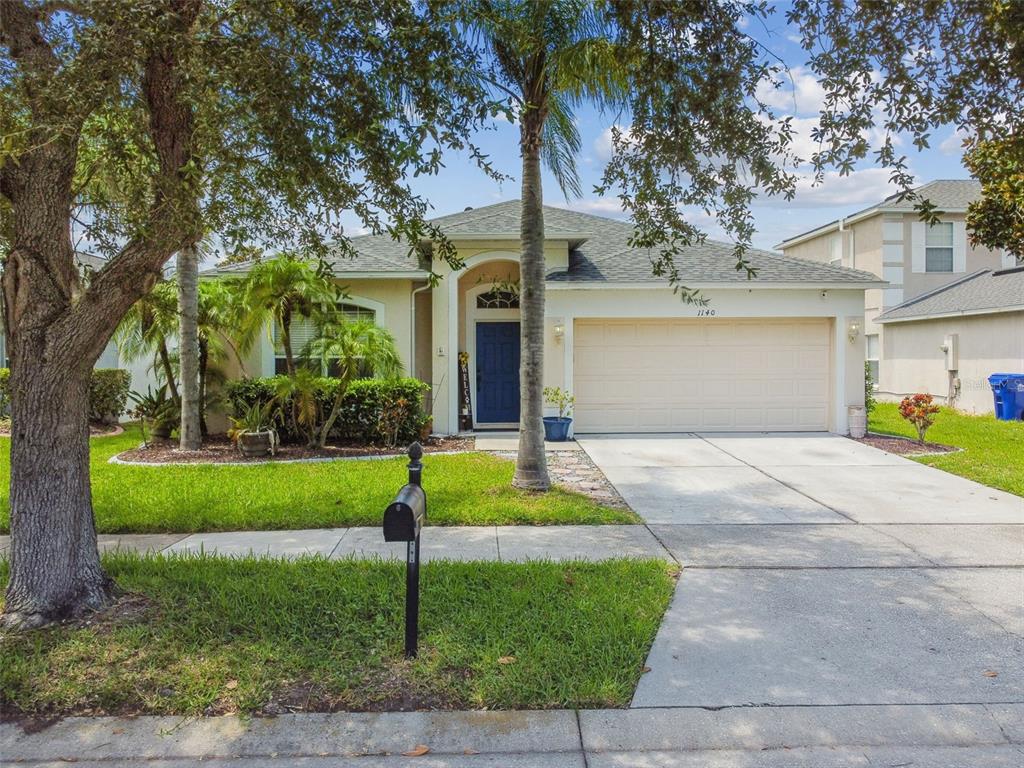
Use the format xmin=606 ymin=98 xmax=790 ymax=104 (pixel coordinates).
xmin=925 ymin=222 xmax=954 ymax=273
xmin=865 ymin=333 xmax=880 ymax=389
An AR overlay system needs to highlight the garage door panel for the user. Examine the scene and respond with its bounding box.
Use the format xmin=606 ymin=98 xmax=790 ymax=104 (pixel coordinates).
xmin=573 ymin=318 xmax=831 ymax=433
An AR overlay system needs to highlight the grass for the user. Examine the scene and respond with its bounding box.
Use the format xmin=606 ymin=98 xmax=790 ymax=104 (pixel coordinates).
xmin=0 ymin=427 xmax=636 ymax=533
xmin=0 ymin=554 xmax=676 ymax=716
xmin=869 ymin=402 xmax=1024 ymax=497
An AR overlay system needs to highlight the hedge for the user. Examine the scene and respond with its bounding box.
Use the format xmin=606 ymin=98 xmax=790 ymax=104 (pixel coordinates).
xmin=0 ymin=367 xmax=130 ymax=424
xmin=225 ymin=376 xmax=430 ymax=445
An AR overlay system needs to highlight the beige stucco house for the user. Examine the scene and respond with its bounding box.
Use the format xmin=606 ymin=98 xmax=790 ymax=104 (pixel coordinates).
xmin=215 ymin=201 xmax=880 ymax=436
xmin=776 ymin=180 xmax=1019 ymax=411
xmin=875 ymin=267 xmax=1024 ymax=414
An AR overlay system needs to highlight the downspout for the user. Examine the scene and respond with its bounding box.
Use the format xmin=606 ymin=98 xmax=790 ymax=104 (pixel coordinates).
xmin=410 ymin=283 xmax=431 ymax=380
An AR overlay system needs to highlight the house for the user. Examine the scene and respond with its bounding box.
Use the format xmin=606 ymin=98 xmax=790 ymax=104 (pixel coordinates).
xmin=775 ymin=179 xmax=1018 ymax=408
xmin=216 ymin=201 xmax=882 ymax=435
xmin=875 ymin=266 xmax=1024 ymax=414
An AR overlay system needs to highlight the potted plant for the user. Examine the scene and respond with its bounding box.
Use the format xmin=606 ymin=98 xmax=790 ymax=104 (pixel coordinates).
xmin=229 ymin=400 xmax=278 ymax=457
xmin=542 ymin=386 xmax=574 ymax=442
xmin=128 ymin=386 xmax=179 ymax=443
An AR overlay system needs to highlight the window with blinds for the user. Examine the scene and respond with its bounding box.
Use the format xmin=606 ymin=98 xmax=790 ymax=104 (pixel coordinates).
xmin=925 ymin=222 xmax=954 ymax=272
xmin=273 ymin=302 xmax=376 ymax=374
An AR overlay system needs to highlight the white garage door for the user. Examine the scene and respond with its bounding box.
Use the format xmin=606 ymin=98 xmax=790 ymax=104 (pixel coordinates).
xmin=573 ymin=318 xmax=831 ymax=432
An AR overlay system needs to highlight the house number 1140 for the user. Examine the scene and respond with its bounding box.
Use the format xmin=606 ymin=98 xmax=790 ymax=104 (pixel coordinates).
xmin=696 ymin=309 xmax=716 ymax=317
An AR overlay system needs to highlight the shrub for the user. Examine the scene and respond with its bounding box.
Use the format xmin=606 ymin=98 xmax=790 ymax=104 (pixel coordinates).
xmin=90 ymin=369 xmax=132 ymax=424
xmin=0 ymin=367 xmax=130 ymax=424
xmin=864 ymin=361 xmax=877 ymax=416
xmin=225 ymin=375 xmax=429 ymax=446
xmin=899 ymin=393 xmax=941 ymax=444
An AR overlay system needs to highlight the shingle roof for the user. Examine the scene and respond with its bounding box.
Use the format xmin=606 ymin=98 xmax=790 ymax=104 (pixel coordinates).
xmin=209 ymin=200 xmax=881 ymax=285
xmin=777 ymin=179 xmax=983 ymax=249
xmin=876 ymin=266 xmax=1024 ymax=322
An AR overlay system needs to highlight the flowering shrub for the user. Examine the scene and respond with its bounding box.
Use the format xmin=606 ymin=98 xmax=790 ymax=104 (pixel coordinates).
xmin=899 ymin=393 xmax=941 ymax=444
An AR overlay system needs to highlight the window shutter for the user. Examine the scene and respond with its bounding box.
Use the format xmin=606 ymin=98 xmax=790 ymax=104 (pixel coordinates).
xmin=952 ymin=221 xmax=967 ymax=273
xmin=910 ymin=221 xmax=925 ymax=273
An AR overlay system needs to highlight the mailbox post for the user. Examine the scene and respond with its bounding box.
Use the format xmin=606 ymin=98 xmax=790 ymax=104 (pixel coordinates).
xmin=382 ymin=442 xmax=426 ymax=658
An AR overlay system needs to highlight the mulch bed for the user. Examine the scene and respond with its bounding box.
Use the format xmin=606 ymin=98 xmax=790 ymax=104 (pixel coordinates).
xmin=851 ymin=432 xmax=958 ymax=456
xmin=115 ymin=434 xmax=474 ymax=464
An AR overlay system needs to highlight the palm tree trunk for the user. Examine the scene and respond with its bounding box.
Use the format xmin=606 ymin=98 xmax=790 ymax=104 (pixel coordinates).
xmin=513 ymin=112 xmax=550 ymax=490
xmin=198 ymin=337 xmax=209 ymax=437
xmin=281 ymin=307 xmax=295 ymax=376
xmin=177 ymin=246 xmax=201 ymax=449
xmin=158 ymin=340 xmax=179 ymax=401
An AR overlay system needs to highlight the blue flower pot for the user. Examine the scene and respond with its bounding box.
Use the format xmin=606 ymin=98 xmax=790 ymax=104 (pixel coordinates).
xmin=542 ymin=416 xmax=573 ymax=442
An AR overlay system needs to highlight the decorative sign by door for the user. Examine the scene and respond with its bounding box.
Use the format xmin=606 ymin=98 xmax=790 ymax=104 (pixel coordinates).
xmin=458 ymin=351 xmax=473 ymax=431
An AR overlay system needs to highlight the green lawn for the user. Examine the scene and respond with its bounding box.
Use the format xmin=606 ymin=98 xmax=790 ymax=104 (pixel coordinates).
xmin=869 ymin=402 xmax=1024 ymax=497
xmin=0 ymin=427 xmax=636 ymax=533
xmin=0 ymin=554 xmax=676 ymax=715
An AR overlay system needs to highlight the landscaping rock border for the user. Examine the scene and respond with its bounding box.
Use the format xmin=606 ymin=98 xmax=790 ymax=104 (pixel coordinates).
xmin=490 ymin=449 xmax=630 ymax=510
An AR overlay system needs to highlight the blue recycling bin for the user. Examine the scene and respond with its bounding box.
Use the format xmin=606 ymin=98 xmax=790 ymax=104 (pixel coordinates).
xmin=988 ymin=373 xmax=1024 ymax=420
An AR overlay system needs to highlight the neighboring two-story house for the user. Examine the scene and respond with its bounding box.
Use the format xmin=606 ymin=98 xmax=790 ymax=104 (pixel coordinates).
xmin=777 ymin=180 xmax=1022 ymax=414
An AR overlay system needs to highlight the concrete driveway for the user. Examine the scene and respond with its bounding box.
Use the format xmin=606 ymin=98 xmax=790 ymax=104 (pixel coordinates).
xmin=578 ymin=432 xmax=1024 ymax=718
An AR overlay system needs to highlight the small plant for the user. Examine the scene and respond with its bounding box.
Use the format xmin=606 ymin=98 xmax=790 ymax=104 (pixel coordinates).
xmin=543 ymin=386 xmax=575 ymax=420
xmin=128 ymin=386 xmax=179 ymax=444
xmin=899 ymin=393 xmax=941 ymax=444
xmin=228 ymin=400 xmax=278 ymax=456
xmin=864 ymin=361 xmax=877 ymax=417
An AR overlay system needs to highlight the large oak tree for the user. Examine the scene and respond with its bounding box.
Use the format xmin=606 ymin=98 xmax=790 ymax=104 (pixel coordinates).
xmin=0 ymin=0 xmax=489 ymax=629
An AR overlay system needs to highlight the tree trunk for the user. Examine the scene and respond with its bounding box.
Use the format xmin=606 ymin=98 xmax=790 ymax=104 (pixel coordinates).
xmin=2 ymin=343 xmax=117 ymax=629
xmin=198 ymin=337 xmax=209 ymax=437
xmin=158 ymin=340 xmax=179 ymax=401
xmin=177 ymin=245 xmax=201 ymax=449
xmin=513 ymin=112 xmax=550 ymax=490
xmin=281 ymin=307 xmax=295 ymax=376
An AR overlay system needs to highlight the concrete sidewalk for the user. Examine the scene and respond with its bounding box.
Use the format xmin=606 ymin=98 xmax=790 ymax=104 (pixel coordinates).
xmin=4 ymin=705 xmax=1022 ymax=766
xmin=0 ymin=524 xmax=673 ymax=563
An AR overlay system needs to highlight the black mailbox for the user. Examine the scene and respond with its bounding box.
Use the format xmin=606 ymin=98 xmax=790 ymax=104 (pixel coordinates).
xmin=383 ymin=484 xmax=426 ymax=542
xmin=383 ymin=442 xmax=426 ymax=658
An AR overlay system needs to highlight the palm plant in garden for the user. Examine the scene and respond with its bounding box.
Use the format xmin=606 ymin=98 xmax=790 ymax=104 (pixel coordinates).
xmin=466 ymin=0 xmax=627 ymax=491
xmin=304 ymin=319 xmax=402 ymax=449
xmin=115 ymin=282 xmax=182 ymax=401
xmin=243 ymin=255 xmax=342 ymax=377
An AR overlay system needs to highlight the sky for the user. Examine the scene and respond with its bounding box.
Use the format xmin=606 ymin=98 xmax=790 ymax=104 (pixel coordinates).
xmin=331 ymin=5 xmax=973 ymax=255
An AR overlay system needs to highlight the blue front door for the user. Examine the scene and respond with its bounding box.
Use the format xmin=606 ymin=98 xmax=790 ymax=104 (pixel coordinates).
xmin=476 ymin=322 xmax=520 ymax=424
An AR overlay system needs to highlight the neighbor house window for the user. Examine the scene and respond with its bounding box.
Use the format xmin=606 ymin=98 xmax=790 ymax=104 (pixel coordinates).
xmin=925 ymin=222 xmax=954 ymax=272
xmin=866 ymin=334 xmax=880 ymax=387
xmin=828 ymin=233 xmax=842 ymax=267
xmin=273 ymin=302 xmax=376 ymax=375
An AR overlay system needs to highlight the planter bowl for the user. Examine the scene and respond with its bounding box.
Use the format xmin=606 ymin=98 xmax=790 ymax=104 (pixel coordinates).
xmin=542 ymin=416 xmax=573 ymax=442
xmin=238 ymin=429 xmax=275 ymax=458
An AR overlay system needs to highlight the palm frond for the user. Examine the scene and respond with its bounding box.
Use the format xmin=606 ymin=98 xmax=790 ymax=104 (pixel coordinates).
xmin=542 ymin=93 xmax=583 ymax=199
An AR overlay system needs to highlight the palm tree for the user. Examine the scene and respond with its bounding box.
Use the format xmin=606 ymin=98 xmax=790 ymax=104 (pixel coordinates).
xmin=114 ymin=281 xmax=181 ymax=401
xmin=305 ymin=319 xmax=402 ymax=448
xmin=242 ymin=255 xmax=341 ymax=377
xmin=196 ymin=278 xmax=256 ymax=435
xmin=467 ymin=0 xmax=627 ymax=490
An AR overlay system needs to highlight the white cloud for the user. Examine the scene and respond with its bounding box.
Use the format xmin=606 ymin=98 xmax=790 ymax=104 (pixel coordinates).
xmin=592 ymin=124 xmax=633 ymax=162
xmin=756 ymin=66 xmax=827 ymax=116
xmin=556 ymin=198 xmax=628 ymax=217
xmin=940 ymin=127 xmax=969 ymax=156
xmin=759 ymin=167 xmax=900 ymax=209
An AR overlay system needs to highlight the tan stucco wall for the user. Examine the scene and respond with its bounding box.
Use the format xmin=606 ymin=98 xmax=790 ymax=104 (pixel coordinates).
xmin=879 ymin=312 xmax=1024 ymax=414
xmin=899 ymin=212 xmax=1005 ymax=300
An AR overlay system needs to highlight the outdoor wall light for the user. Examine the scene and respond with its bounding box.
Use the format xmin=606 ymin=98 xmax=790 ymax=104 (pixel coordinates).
xmin=847 ymin=319 xmax=861 ymax=344
xmin=553 ymin=322 xmax=565 ymax=340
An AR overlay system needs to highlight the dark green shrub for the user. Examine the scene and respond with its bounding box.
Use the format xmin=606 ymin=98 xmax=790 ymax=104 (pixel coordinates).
xmin=864 ymin=361 xmax=877 ymax=417
xmin=0 ymin=367 xmax=130 ymax=423
xmin=0 ymin=368 xmax=9 ymax=417
xmin=225 ymin=376 xmax=429 ymax=445
xmin=90 ymin=369 xmax=132 ymax=424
